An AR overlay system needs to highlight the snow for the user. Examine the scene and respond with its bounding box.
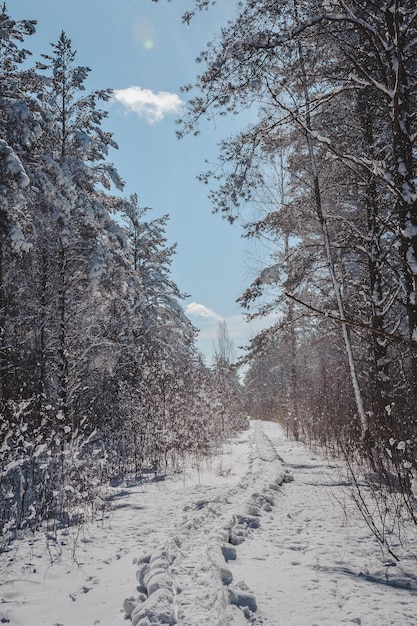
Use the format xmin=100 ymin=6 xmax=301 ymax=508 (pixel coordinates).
xmin=0 ymin=140 xmax=30 ymax=188
xmin=259 ymin=264 xmax=280 ymax=285
xmin=400 ymin=215 xmax=417 ymax=239
xmin=406 ymin=247 xmax=417 ymax=275
xmin=1 ymin=420 xmax=416 ymax=625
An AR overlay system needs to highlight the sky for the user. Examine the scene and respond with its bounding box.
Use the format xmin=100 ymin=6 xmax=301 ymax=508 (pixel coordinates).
xmin=11 ymin=0 xmax=274 ymax=362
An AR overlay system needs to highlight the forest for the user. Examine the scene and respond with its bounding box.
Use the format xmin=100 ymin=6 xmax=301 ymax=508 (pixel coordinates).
xmin=174 ymin=0 xmax=417 ymax=544
xmin=0 ymin=5 xmax=244 ymax=548
xmin=1 ymin=0 xmax=417 ymax=557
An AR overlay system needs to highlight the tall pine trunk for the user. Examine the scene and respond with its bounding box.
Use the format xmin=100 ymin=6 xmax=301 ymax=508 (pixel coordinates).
xmin=385 ymin=4 xmax=417 ymax=386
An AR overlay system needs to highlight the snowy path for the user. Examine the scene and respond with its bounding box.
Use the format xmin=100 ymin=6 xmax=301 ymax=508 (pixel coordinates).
xmin=231 ymin=423 xmax=417 ymax=625
xmin=1 ymin=420 xmax=416 ymax=625
xmin=127 ymin=421 xmax=285 ymax=626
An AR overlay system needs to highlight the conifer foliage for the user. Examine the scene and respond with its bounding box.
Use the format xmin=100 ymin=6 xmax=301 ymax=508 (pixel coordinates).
xmin=0 ymin=6 xmax=242 ymax=548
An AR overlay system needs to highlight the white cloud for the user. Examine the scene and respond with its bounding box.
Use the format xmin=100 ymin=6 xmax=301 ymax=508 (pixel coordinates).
xmin=186 ymin=302 xmax=223 ymax=322
xmin=113 ymin=86 xmax=184 ymax=124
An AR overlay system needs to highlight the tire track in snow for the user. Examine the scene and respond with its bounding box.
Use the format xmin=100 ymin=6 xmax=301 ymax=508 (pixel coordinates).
xmin=124 ymin=421 xmax=287 ymax=625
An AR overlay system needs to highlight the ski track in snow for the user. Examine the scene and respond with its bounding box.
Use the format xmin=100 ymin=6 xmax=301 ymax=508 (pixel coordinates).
xmin=1 ymin=420 xmax=416 ymax=625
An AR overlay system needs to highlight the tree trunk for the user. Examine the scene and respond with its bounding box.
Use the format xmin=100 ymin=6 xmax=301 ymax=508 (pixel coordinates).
xmin=292 ymin=8 xmax=369 ymax=437
xmin=385 ymin=3 xmax=417 ymax=386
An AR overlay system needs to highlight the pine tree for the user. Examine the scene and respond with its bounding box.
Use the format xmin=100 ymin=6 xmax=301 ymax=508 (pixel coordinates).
xmin=0 ymin=4 xmax=38 ymax=408
xmin=26 ymin=32 xmax=124 ymax=428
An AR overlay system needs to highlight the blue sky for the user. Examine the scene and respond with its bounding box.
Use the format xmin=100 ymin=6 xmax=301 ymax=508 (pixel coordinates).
xmin=12 ymin=0 xmax=273 ymax=361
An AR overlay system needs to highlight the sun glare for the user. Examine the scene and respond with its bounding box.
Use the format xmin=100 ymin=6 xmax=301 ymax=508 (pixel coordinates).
xmin=143 ymin=39 xmax=154 ymax=50
xmin=133 ymin=18 xmax=155 ymax=51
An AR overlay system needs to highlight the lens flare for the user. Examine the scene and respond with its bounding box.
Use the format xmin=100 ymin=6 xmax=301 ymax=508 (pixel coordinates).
xmin=132 ymin=19 xmax=155 ymax=51
xmin=143 ymin=38 xmax=154 ymax=50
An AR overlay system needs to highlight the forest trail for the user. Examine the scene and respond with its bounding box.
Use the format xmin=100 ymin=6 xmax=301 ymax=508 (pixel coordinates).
xmin=1 ymin=420 xmax=416 ymax=625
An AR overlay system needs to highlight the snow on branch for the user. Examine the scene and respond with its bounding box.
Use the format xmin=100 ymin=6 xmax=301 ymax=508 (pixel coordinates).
xmin=0 ymin=140 xmax=30 ymax=187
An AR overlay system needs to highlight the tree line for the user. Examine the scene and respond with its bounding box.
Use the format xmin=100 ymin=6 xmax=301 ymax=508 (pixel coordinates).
xmin=0 ymin=6 xmax=244 ymax=547
xmin=174 ymin=0 xmax=417 ymax=540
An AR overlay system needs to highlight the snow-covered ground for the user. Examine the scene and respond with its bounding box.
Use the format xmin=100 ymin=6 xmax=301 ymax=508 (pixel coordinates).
xmin=1 ymin=420 xmax=416 ymax=625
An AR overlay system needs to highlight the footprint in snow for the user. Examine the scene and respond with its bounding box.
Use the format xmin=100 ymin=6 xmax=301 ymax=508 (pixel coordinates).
xmin=69 ymin=576 xmax=99 ymax=601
